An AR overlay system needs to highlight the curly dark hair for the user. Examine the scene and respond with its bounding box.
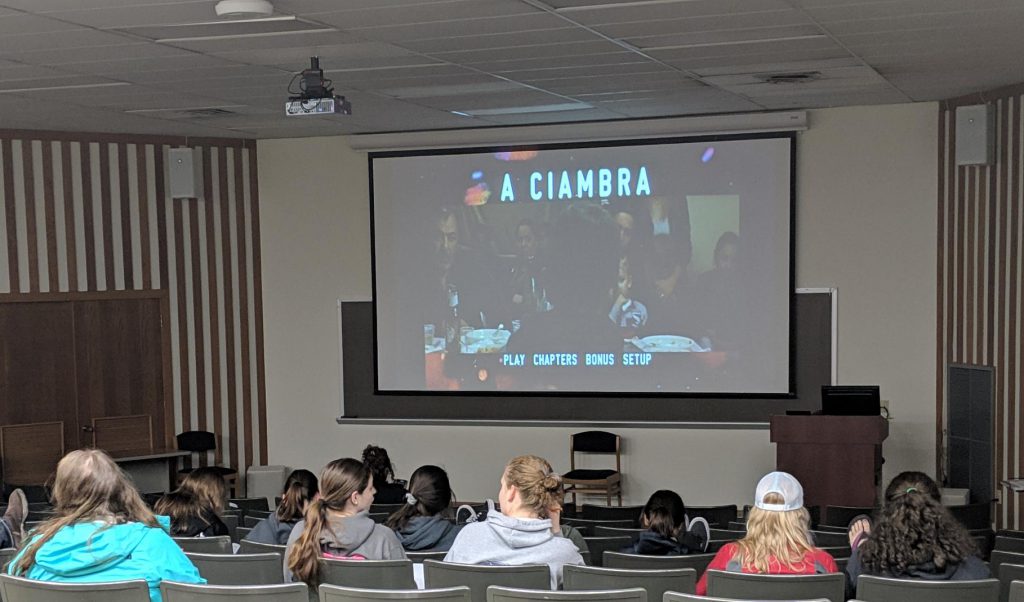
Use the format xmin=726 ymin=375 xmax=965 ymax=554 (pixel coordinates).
xmin=362 ymin=444 xmax=395 ymax=485
xmin=859 ymin=471 xmax=976 ymax=575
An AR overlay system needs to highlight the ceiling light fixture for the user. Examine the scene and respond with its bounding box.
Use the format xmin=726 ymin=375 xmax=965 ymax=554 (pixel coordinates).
xmin=215 ymin=0 xmax=274 ymax=18
xmin=0 ymin=82 xmax=130 ymax=94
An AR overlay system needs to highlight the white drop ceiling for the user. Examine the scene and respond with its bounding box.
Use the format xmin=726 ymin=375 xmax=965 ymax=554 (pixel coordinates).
xmin=0 ymin=0 xmax=1019 ymax=138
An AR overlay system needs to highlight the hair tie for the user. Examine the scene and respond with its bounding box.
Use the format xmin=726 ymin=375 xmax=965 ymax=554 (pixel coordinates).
xmin=405 ymin=492 xmax=417 ymax=506
xmin=905 ymin=487 xmax=918 ymax=494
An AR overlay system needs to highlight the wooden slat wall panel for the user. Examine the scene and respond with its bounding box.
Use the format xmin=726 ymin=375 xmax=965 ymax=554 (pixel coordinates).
xmin=0 ymin=130 xmax=266 ymax=490
xmin=940 ymin=94 xmax=1024 ymax=528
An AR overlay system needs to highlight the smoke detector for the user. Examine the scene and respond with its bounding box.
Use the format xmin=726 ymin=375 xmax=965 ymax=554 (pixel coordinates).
xmin=215 ymin=0 xmax=274 ymax=18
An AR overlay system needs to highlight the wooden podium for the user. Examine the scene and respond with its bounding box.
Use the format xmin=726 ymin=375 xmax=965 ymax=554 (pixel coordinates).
xmin=769 ymin=415 xmax=888 ymax=510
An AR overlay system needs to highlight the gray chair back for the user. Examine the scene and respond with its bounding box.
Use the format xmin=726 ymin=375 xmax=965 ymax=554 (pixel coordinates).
xmin=160 ymin=581 xmax=308 ymax=601
xmin=708 ymin=529 xmax=745 ymax=541
xmin=423 ymin=560 xmax=549 ymax=602
xmin=818 ymin=546 xmax=851 ymax=559
xmin=997 ymin=537 xmax=1024 ymax=554
xmin=592 ymin=526 xmax=644 ymax=542
xmin=563 ymin=564 xmax=695 ymax=599
xmin=856 ymin=574 xmax=999 ymax=602
xmin=999 ymin=563 xmax=1024 ymax=602
xmin=223 ymin=514 xmax=240 ymax=543
xmin=173 ymin=535 xmax=233 ymax=554
xmin=809 ymin=530 xmax=850 ymax=547
xmin=602 ymin=552 xmax=715 ymax=574
xmin=486 ymin=586 xmax=644 ymax=602
xmin=243 ymin=516 xmax=264 ymax=528
xmin=582 ymin=536 xmax=631 ymax=567
xmin=563 ymin=519 xmax=635 ymax=531
xmin=664 ymin=593 xmax=828 ymax=602
xmin=993 ymin=551 xmax=1024 ymax=578
xmin=706 ymin=570 xmax=845 ymax=602
xmin=321 ymin=558 xmax=416 ymax=590
xmin=1011 ymin=581 xmax=1024 ymax=602
xmin=0 ymin=574 xmax=149 ymax=601
xmin=239 ymin=539 xmax=288 ymax=555
xmin=185 ymin=552 xmax=284 ymax=585
xmin=319 ymin=585 xmax=471 ymax=602
xmin=580 ymin=505 xmax=644 ymax=524
xmin=0 ymin=548 xmax=15 ymax=574
xmin=230 ymin=498 xmax=271 ymax=513
xmin=407 ymin=551 xmax=448 ymax=562
xmin=237 ymin=527 xmax=253 ymax=540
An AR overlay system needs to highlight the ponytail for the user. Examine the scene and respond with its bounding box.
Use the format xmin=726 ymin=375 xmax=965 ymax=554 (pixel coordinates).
xmin=277 ymin=469 xmax=318 ymax=523
xmin=288 ymin=498 xmax=329 ymax=586
xmin=385 ymin=465 xmax=454 ymax=532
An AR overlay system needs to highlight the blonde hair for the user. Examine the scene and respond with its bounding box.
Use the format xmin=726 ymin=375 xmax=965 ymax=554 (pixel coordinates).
xmin=287 ymin=458 xmax=371 ymax=587
xmin=12 ymin=449 xmax=158 ymax=575
xmin=733 ymin=492 xmax=815 ymax=574
xmin=504 ymin=455 xmax=562 ymax=518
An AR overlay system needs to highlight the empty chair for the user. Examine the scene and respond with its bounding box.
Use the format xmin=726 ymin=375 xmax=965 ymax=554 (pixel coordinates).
xmin=185 ymin=552 xmax=283 ymax=585
xmin=243 ymin=516 xmax=264 ymax=528
xmin=0 ymin=574 xmax=150 ymax=602
xmin=580 ymin=505 xmax=643 ymax=524
xmin=809 ymin=530 xmax=850 ymax=547
xmin=602 ymin=552 xmax=715 ymax=573
xmin=686 ymin=506 xmax=738 ymax=530
xmin=407 ymin=551 xmax=448 ymax=562
xmin=173 ymin=535 xmax=232 ymax=554
xmin=223 ymin=514 xmax=239 ymax=543
xmin=664 ymin=594 xmax=829 ymax=602
xmin=230 ymin=498 xmax=270 ymax=513
xmin=990 ymin=550 xmax=1024 ymax=577
xmin=708 ymin=529 xmax=745 ymax=540
xmin=1012 ymin=581 xmax=1024 ymax=602
xmin=562 ymin=431 xmax=622 ymax=508
xmin=997 ymin=536 xmax=1024 ymax=554
xmin=423 ymin=560 xmax=550 ymax=602
xmin=176 ymin=431 xmax=239 ymax=495
xmin=999 ymin=529 xmax=1024 ymax=539
xmin=319 ymin=585 xmax=471 ymax=602
xmin=592 ymin=526 xmax=644 ymax=542
xmin=320 ymin=558 xmax=416 ymax=590
xmin=998 ymin=563 xmax=1024 ymax=602
xmin=486 ymin=586 xmax=644 ymax=602
xmin=0 ymin=548 xmax=15 ymax=574
xmin=823 ymin=505 xmax=876 ymax=528
xmin=726 ymin=521 xmax=747 ymax=531
xmin=581 ymin=536 xmax=631 ymax=567
xmin=246 ymin=510 xmax=274 ymax=520
xmin=160 ymin=581 xmax=309 ymax=602
xmin=562 ymin=518 xmax=635 ymax=531
xmin=855 ymin=574 xmax=999 ymax=602
xmin=239 ymin=539 xmax=287 ymax=556
xmin=563 ymin=564 xmax=695 ymax=599
xmin=705 ymin=570 xmax=846 ymax=602
xmin=237 ymin=527 xmax=252 ymax=540
xmin=817 ymin=546 xmax=851 ymax=559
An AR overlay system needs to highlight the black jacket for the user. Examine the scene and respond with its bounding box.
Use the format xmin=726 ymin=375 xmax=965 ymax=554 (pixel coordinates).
xmin=169 ymin=510 xmax=229 ymax=538
xmin=624 ymin=530 xmax=705 ymax=556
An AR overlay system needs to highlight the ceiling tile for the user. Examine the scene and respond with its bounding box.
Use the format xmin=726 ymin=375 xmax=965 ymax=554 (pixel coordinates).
xmin=400 ymin=28 xmax=600 ymax=54
xmin=564 ymin=0 xmax=795 ymax=26
xmin=308 ymin=1 xmax=541 ymax=29
xmin=592 ymin=10 xmax=812 ymax=39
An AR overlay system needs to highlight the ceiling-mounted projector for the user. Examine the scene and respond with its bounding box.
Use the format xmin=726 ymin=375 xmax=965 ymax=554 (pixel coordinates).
xmin=285 ymin=56 xmax=352 ymax=116
xmin=215 ymin=0 xmax=274 ymax=18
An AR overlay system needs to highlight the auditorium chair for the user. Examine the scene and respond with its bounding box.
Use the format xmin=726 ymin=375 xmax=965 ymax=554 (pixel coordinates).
xmin=172 ymin=535 xmax=232 ymax=554
xmin=184 ymin=552 xmax=283 ymax=585
xmin=160 ymin=581 xmax=308 ymax=602
xmin=238 ymin=539 xmax=286 ymax=556
xmin=580 ymin=504 xmax=642 ymax=524
xmin=423 ymin=560 xmax=549 ymax=602
xmin=991 ymin=550 xmax=1024 ymax=578
xmin=562 ymin=431 xmax=622 ymax=508
xmin=685 ymin=505 xmax=738 ymax=529
xmin=822 ymin=505 xmax=876 ymax=529
xmin=998 ymin=563 xmax=1024 ymax=602
xmin=0 ymin=548 xmax=15 ymax=574
xmin=321 ymin=558 xmax=416 ymax=590
xmin=1011 ymin=581 xmax=1024 ymax=602
xmin=176 ymin=430 xmax=238 ymax=495
xmin=665 ymin=594 xmax=828 ymax=602
xmin=592 ymin=525 xmax=644 ymax=543
xmin=486 ymin=586 xmax=644 ymax=602
xmin=855 ymin=574 xmax=999 ymax=602
xmin=406 ymin=551 xmax=448 ymax=562
xmin=563 ymin=564 xmax=696 ymax=598
xmin=0 ymin=574 xmax=149 ymax=602
xmin=229 ymin=498 xmax=270 ymax=512
xmin=705 ymin=570 xmax=845 ymax=602
xmin=581 ymin=536 xmax=631 ymax=567
xmin=319 ymin=585 xmax=471 ymax=602
xmin=602 ymin=552 xmax=715 ymax=574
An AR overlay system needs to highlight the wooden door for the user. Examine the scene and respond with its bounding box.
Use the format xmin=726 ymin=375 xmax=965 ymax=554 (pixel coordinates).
xmin=74 ymin=298 xmax=167 ymax=450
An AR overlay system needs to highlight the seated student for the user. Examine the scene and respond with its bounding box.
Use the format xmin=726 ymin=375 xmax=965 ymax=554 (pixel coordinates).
xmin=8 ymin=449 xmax=203 ymax=602
xmin=155 ymin=467 xmax=230 ymax=537
xmin=386 ymin=465 xmax=463 ymax=551
xmin=245 ymin=469 xmax=318 ymax=545
xmin=0 ymin=488 xmax=27 ymax=549
xmin=363 ymin=444 xmax=408 ymax=505
xmin=845 ymin=471 xmax=988 ymax=593
xmin=696 ymin=472 xmax=838 ymax=595
xmin=625 ymin=490 xmax=709 ymax=555
xmin=285 ymin=458 xmax=405 ymax=587
xmin=445 ymin=455 xmax=584 ymax=588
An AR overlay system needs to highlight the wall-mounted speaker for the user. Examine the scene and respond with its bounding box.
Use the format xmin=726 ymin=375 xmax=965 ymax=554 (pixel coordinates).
xmin=955 ymin=104 xmax=995 ymax=166
xmin=168 ymin=147 xmax=204 ymax=199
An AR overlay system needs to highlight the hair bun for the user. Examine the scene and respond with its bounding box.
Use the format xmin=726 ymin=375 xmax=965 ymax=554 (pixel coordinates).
xmin=542 ymin=473 xmax=561 ymax=491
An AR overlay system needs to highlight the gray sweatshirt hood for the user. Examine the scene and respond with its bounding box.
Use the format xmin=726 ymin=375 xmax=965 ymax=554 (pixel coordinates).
xmin=320 ymin=512 xmax=376 ymax=552
xmin=484 ymin=507 xmax=556 ymax=549
xmin=395 ymin=515 xmax=461 ymax=551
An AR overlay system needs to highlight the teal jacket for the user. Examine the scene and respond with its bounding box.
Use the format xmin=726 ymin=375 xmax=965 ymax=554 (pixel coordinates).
xmin=9 ymin=516 xmax=204 ymax=602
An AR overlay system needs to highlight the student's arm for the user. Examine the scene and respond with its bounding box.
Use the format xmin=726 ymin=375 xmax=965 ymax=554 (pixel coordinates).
xmin=143 ymin=530 xmax=206 ymax=585
xmin=695 ymin=543 xmax=735 ymax=596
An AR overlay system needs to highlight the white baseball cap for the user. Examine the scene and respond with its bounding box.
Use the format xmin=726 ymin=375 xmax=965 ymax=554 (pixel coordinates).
xmin=754 ymin=471 xmax=804 ymax=512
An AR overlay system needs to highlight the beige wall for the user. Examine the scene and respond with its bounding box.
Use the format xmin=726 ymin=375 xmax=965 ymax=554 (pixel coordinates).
xmin=257 ymin=102 xmax=938 ymax=505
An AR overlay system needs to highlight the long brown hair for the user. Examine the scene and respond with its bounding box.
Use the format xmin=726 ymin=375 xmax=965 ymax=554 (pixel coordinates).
xmin=287 ymin=458 xmax=371 ymax=587
xmin=860 ymin=471 xmax=976 ymax=574
xmin=277 ymin=469 xmax=319 ymax=523
xmin=641 ymin=490 xmax=686 ymax=540
xmin=504 ymin=455 xmax=562 ymax=519
xmin=155 ymin=467 xmax=228 ymax=534
xmin=11 ymin=449 xmax=158 ymax=575
xmin=734 ymin=492 xmax=814 ymax=574
xmin=385 ymin=465 xmax=453 ymax=531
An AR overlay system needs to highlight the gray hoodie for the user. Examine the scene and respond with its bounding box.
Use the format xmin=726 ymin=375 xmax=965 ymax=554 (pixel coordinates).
xmin=444 ymin=502 xmax=584 ymax=588
xmin=283 ymin=512 xmax=406 ymax=583
xmin=394 ymin=515 xmax=463 ymax=551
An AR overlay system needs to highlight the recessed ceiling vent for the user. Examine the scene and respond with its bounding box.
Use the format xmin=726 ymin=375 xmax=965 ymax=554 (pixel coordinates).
xmin=760 ymin=71 xmax=822 ymax=85
xmin=181 ymin=108 xmax=237 ymax=118
xmin=215 ymin=0 xmax=274 ymax=18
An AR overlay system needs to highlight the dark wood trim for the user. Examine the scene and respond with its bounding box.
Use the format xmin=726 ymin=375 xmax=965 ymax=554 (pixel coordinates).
xmin=248 ymin=146 xmax=268 ymax=465
xmin=99 ymin=142 xmax=115 ymax=289
xmin=936 ymin=108 xmax=946 ymax=480
xmin=223 ymin=147 xmax=239 ymax=474
xmin=965 ymin=167 xmax=975 ymax=364
xmin=988 ymin=116 xmax=999 ymax=366
xmin=173 ymin=195 xmax=191 ymax=468
xmin=236 ymin=146 xmax=253 ymax=477
xmin=137 ymin=144 xmax=151 ymax=290
xmin=0 ymin=289 xmax=166 ymax=303
xmin=42 ymin=141 xmax=58 ymax=293
xmin=155 ymin=145 xmax=169 ymax=291
xmin=3 ymin=139 xmax=19 ymax=292
xmin=60 ymin=141 xmax=77 ymax=292
xmin=23 ymin=140 xmax=39 ymax=293
xmin=160 ymin=293 xmax=175 ymax=450
xmin=118 ymin=143 xmax=133 ymax=289
xmin=80 ymin=142 xmax=97 ymax=291
xmin=188 ymin=191 xmax=207 ymax=467
xmin=0 ymin=128 xmax=251 ymax=147
xmin=1010 ymin=95 xmax=1021 ymax=526
xmin=996 ymin=99 xmax=1009 ymax=526
xmin=203 ymin=145 xmax=222 ymax=468
xmin=956 ymin=164 xmax=966 ymax=362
